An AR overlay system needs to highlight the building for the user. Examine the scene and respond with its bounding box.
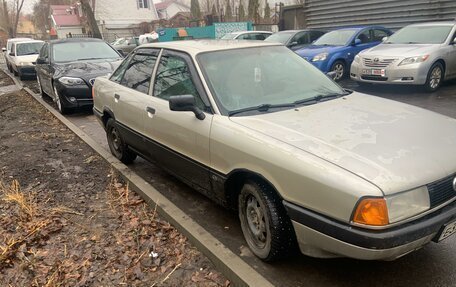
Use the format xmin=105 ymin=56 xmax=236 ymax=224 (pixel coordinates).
xmin=94 ymin=0 xmax=159 ymax=35
xmin=155 ymin=0 xmax=190 ymax=20
xmin=50 ymin=5 xmax=84 ymax=39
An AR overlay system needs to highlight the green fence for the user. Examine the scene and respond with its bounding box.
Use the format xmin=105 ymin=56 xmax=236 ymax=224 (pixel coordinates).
xmin=158 ymin=22 xmax=253 ymax=42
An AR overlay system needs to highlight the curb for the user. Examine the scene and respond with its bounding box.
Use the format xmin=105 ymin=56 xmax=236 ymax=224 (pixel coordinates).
xmin=18 ymin=83 xmax=274 ymax=287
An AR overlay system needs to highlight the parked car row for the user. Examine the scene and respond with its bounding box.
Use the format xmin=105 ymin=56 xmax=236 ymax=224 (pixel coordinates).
xmin=3 ymin=38 xmax=44 ymax=80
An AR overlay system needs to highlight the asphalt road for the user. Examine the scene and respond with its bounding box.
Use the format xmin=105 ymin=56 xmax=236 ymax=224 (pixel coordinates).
xmin=17 ymin=74 xmax=456 ymax=287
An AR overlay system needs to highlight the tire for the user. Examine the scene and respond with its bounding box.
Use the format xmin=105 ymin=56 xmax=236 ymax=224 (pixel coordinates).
xmin=330 ymin=60 xmax=346 ymax=82
xmin=424 ymin=62 xmax=444 ymax=92
xmin=13 ymin=68 xmax=18 ymax=77
xmin=7 ymin=64 xmax=12 ymax=73
xmin=238 ymin=180 xmax=297 ymax=261
xmin=106 ymin=118 xmax=137 ymax=164
xmin=53 ymin=85 xmax=69 ymax=114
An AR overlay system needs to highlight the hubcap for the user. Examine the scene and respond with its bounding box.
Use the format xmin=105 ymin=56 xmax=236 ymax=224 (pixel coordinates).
xmin=110 ymin=127 xmax=122 ymax=153
xmin=333 ymin=63 xmax=344 ymax=80
xmin=245 ymin=195 xmax=267 ymax=247
xmin=429 ymin=67 xmax=442 ymax=89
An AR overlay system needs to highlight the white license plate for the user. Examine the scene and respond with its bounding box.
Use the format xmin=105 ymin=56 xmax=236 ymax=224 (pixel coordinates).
xmin=362 ymin=69 xmax=386 ymax=77
xmin=437 ymin=220 xmax=456 ymax=242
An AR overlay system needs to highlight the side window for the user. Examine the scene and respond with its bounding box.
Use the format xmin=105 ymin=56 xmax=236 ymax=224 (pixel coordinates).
xmin=237 ymin=34 xmax=250 ymax=40
xmin=291 ymin=32 xmax=309 ymax=45
xmin=11 ymin=43 xmax=15 ymax=55
xmin=310 ymin=31 xmax=324 ymax=42
xmin=120 ymin=49 xmax=159 ymax=94
xmin=39 ymin=43 xmax=49 ymax=60
xmin=255 ymin=34 xmax=268 ymax=40
xmin=110 ymin=53 xmax=134 ymax=84
xmin=356 ymin=30 xmax=372 ymax=44
xmin=153 ymin=54 xmax=204 ymax=109
xmin=372 ymin=29 xmax=389 ymax=42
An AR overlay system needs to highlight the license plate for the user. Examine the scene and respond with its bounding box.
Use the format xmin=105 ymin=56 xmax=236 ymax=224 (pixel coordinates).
xmin=362 ymin=69 xmax=386 ymax=77
xmin=436 ymin=220 xmax=456 ymax=242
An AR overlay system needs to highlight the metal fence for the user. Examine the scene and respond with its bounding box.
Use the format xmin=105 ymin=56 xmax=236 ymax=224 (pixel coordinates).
xmin=66 ymin=33 xmax=138 ymax=44
xmin=281 ymin=0 xmax=456 ymax=31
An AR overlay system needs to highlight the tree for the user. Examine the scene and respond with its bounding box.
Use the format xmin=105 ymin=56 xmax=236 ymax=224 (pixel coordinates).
xmin=12 ymin=0 xmax=25 ymax=37
xmin=264 ymin=2 xmax=270 ymax=20
xmin=211 ymin=3 xmax=216 ymax=15
xmin=225 ymin=0 xmax=232 ymax=19
xmin=238 ymin=1 xmax=245 ymax=21
xmin=32 ymin=0 xmax=72 ymax=36
xmin=247 ymin=0 xmax=259 ymax=21
xmin=191 ymin=0 xmax=201 ymax=19
xmin=80 ymin=0 xmax=102 ymax=39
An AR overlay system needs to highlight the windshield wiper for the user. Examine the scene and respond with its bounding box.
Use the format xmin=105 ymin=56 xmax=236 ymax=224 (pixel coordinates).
xmin=228 ymin=103 xmax=296 ymax=116
xmin=20 ymin=52 xmax=39 ymax=55
xmin=294 ymin=92 xmax=349 ymax=106
xmin=76 ymin=57 xmax=105 ymax=61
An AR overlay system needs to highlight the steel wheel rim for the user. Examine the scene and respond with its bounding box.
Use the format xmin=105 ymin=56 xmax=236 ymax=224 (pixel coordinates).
xmin=429 ymin=66 xmax=442 ymax=89
xmin=245 ymin=195 xmax=268 ymax=248
xmin=110 ymin=127 xmax=122 ymax=154
xmin=333 ymin=63 xmax=344 ymax=80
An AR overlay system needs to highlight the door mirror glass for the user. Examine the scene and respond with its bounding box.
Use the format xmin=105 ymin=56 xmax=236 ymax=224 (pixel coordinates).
xmin=169 ymin=95 xmax=205 ymax=120
xmin=288 ymin=41 xmax=298 ymax=47
xmin=353 ymin=38 xmax=362 ymax=46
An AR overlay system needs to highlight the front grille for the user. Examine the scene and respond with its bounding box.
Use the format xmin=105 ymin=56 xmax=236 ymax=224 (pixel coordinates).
xmin=363 ymin=58 xmax=397 ymax=68
xmin=427 ymin=174 xmax=456 ymax=208
xmin=361 ymin=75 xmax=388 ymax=81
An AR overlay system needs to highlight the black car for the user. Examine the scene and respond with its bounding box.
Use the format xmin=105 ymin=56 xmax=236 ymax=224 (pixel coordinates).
xmin=265 ymin=29 xmax=327 ymax=50
xmin=35 ymin=38 xmax=123 ymax=114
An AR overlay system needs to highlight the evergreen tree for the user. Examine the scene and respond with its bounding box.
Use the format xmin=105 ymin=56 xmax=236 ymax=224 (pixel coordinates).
xmin=211 ymin=3 xmax=217 ymax=15
xmin=191 ymin=0 xmax=201 ymax=19
xmin=238 ymin=1 xmax=245 ymax=21
xmin=264 ymin=2 xmax=270 ymax=19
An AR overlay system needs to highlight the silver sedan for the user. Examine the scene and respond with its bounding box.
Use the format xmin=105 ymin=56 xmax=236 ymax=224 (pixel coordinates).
xmin=350 ymin=22 xmax=456 ymax=92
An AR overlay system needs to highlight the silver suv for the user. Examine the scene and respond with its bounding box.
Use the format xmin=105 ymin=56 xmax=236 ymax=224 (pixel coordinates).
xmin=351 ymin=22 xmax=456 ymax=92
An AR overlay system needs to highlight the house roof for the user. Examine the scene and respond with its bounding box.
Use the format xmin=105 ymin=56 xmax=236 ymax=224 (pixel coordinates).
xmin=52 ymin=14 xmax=81 ymax=27
xmin=155 ymin=0 xmax=190 ymax=11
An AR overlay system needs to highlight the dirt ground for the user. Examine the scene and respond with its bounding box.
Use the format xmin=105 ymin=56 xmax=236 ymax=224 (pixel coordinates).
xmin=0 ymin=68 xmax=14 ymax=87
xmin=0 ymin=74 xmax=228 ymax=286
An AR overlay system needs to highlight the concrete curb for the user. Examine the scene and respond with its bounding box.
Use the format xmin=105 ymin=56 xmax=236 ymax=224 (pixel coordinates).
xmin=19 ymin=83 xmax=274 ymax=287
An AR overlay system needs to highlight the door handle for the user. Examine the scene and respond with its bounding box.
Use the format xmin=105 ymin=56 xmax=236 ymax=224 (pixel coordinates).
xmin=146 ymin=107 xmax=155 ymax=118
xmin=114 ymin=93 xmax=120 ymax=103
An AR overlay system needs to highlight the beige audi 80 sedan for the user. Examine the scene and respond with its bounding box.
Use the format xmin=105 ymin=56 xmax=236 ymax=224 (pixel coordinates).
xmin=93 ymin=40 xmax=456 ymax=261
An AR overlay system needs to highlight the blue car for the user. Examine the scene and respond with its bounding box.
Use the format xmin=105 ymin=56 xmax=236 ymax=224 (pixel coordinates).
xmin=295 ymin=26 xmax=392 ymax=81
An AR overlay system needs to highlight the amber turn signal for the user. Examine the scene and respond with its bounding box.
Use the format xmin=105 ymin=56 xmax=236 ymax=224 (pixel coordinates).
xmin=353 ymin=198 xmax=389 ymax=226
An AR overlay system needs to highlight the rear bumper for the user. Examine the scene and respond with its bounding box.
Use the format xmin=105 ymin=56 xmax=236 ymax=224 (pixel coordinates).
xmin=284 ymin=200 xmax=456 ymax=260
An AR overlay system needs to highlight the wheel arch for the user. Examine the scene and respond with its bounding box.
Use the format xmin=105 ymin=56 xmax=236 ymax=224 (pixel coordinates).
xmin=102 ymin=107 xmax=115 ymax=128
xmin=224 ymin=168 xmax=284 ymax=210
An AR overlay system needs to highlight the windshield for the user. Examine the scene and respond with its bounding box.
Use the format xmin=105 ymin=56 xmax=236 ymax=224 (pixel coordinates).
xmin=313 ymin=29 xmax=358 ymax=46
xmin=52 ymin=41 xmax=120 ymax=62
xmin=385 ymin=25 xmax=453 ymax=44
xmin=198 ymin=46 xmax=345 ymax=115
xmin=265 ymin=32 xmax=294 ymax=44
xmin=111 ymin=38 xmax=126 ymax=45
xmin=16 ymin=42 xmax=44 ymax=56
xmin=221 ymin=33 xmax=238 ymax=40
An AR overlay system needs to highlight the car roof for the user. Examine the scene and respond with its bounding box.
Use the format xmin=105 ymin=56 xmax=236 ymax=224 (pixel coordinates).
xmin=15 ymin=40 xmax=45 ymax=45
xmin=407 ymin=21 xmax=456 ymax=27
xmin=140 ymin=40 xmax=281 ymax=55
xmin=276 ymin=29 xmax=324 ymax=33
xmin=230 ymin=30 xmax=273 ymax=35
xmin=7 ymin=37 xmax=33 ymax=43
xmin=50 ymin=38 xmax=105 ymax=44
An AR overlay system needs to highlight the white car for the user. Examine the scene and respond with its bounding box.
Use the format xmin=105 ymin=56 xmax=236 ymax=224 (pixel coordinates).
xmin=9 ymin=40 xmax=44 ymax=80
xmin=3 ymin=37 xmax=32 ymax=73
xmin=93 ymin=40 xmax=456 ymax=262
xmin=221 ymin=31 xmax=273 ymax=40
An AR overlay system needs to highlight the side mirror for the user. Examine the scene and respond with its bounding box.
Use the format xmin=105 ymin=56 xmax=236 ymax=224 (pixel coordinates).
xmin=353 ymin=38 xmax=362 ymax=46
xmin=451 ymin=37 xmax=456 ymax=45
xmin=169 ymin=95 xmax=205 ymax=120
xmin=382 ymin=36 xmax=388 ymax=42
xmin=326 ymin=71 xmax=337 ymax=80
xmin=288 ymin=41 xmax=298 ymax=47
xmin=36 ymin=58 xmax=46 ymax=64
xmin=9 ymin=52 xmax=15 ymax=56
xmin=1 ymin=47 xmax=5 ymax=52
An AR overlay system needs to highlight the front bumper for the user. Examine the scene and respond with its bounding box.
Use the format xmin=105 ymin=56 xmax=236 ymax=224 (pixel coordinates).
xmin=18 ymin=65 xmax=37 ymax=77
xmin=54 ymin=82 xmax=93 ymax=109
xmin=284 ymin=199 xmax=456 ymax=260
xmin=350 ymin=60 xmax=430 ymax=85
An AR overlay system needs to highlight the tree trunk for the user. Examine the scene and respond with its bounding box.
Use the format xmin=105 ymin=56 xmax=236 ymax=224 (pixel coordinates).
xmin=80 ymin=0 xmax=102 ymax=39
xmin=12 ymin=0 xmax=25 ymax=37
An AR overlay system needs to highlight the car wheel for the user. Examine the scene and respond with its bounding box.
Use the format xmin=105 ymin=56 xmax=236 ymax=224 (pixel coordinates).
xmin=424 ymin=62 xmax=444 ymax=92
xmin=7 ymin=64 xmax=12 ymax=73
xmin=238 ymin=180 xmax=297 ymax=261
xmin=330 ymin=61 xmax=345 ymax=82
xmin=53 ymin=85 xmax=69 ymax=114
xmin=13 ymin=69 xmax=18 ymax=77
xmin=106 ymin=118 xmax=137 ymax=164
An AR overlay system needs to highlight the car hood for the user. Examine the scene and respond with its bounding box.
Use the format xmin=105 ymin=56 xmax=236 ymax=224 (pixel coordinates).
xmin=295 ymin=45 xmax=343 ymax=57
xmin=14 ymin=54 xmax=39 ymax=63
xmin=361 ymin=44 xmax=440 ymax=57
xmin=54 ymin=59 xmax=122 ymax=80
xmin=229 ymin=93 xmax=456 ymax=195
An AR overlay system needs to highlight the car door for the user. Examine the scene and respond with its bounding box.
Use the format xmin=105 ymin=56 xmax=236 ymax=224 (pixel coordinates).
xmin=143 ymin=49 xmax=213 ymax=191
xmin=444 ymin=29 xmax=456 ymax=78
xmin=110 ymin=48 xmax=160 ymax=155
xmin=36 ymin=43 xmax=52 ymax=94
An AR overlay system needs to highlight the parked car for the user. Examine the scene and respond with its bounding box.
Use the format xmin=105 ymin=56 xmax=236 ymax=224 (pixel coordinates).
xmin=93 ymin=40 xmax=456 ymax=262
xmin=351 ymin=22 xmax=456 ymax=92
xmin=35 ymin=38 xmax=123 ymax=114
xmin=221 ymin=31 xmax=273 ymax=40
xmin=111 ymin=37 xmax=139 ymax=55
xmin=295 ymin=26 xmax=392 ymax=81
xmin=265 ymin=29 xmax=326 ymax=50
xmin=9 ymin=40 xmax=44 ymax=80
xmin=3 ymin=37 xmax=33 ymax=73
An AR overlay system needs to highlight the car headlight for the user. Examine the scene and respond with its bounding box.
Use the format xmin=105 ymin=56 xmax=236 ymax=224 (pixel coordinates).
xmin=386 ymin=186 xmax=430 ymax=223
xmin=398 ymin=55 xmax=429 ymax=66
xmin=312 ymin=52 xmax=328 ymax=62
xmin=59 ymin=77 xmax=86 ymax=86
xmin=354 ymin=54 xmax=360 ymax=63
xmin=352 ymin=187 xmax=430 ymax=226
